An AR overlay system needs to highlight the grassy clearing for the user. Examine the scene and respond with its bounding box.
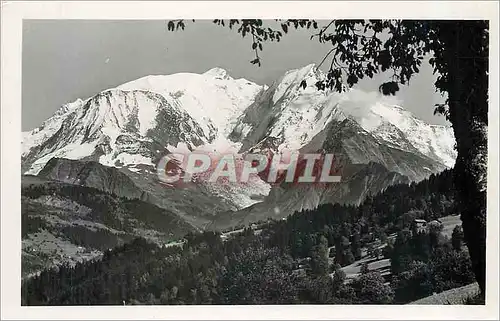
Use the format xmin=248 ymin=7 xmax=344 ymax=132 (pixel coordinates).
xmin=409 ymin=283 xmax=480 ymax=305
xmin=440 ymin=214 xmax=462 ymax=238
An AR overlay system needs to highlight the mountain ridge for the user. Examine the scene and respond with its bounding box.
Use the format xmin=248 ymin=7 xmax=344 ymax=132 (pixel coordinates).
xmin=22 ymin=65 xmax=456 ymax=230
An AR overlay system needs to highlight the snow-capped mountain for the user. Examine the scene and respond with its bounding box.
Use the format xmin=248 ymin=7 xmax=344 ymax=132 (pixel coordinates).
xmin=337 ymin=90 xmax=456 ymax=168
xmin=116 ymin=68 xmax=266 ymax=137
xmin=22 ymin=69 xmax=265 ymax=175
xmin=22 ymin=65 xmax=456 ymax=229
xmin=22 ymin=89 xmax=212 ymax=175
xmin=231 ymin=64 xmax=455 ymax=181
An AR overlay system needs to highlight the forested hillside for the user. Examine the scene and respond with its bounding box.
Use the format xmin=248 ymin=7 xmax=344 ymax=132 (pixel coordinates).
xmin=22 ymin=169 xmax=476 ymax=305
xmin=21 ymin=180 xmax=195 ymax=277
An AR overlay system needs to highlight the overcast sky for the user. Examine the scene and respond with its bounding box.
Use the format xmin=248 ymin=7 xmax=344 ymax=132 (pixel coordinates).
xmin=22 ymin=20 xmax=448 ymax=131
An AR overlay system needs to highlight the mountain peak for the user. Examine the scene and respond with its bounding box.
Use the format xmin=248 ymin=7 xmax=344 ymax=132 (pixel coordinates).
xmin=283 ymin=63 xmax=318 ymax=80
xmin=203 ymin=67 xmax=231 ymax=80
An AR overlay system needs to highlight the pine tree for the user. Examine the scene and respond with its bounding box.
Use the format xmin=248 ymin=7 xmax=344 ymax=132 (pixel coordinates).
xmin=351 ymin=232 xmax=362 ymax=260
xmin=360 ymin=262 xmax=370 ymax=274
xmin=310 ymin=236 xmax=329 ymax=276
xmin=452 ymin=225 xmax=465 ymax=251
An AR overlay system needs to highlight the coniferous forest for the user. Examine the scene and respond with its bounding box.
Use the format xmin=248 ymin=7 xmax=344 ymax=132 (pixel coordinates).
xmin=21 ymin=169 xmax=477 ymax=305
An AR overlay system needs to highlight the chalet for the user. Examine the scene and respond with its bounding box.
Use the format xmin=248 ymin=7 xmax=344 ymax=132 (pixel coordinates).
xmin=413 ymin=218 xmax=444 ymax=234
xmin=428 ymin=219 xmax=444 ymax=229
xmin=414 ymin=219 xmax=427 ymax=233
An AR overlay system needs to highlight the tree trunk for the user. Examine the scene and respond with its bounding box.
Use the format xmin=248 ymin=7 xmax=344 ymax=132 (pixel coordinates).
xmin=443 ymin=21 xmax=488 ymax=296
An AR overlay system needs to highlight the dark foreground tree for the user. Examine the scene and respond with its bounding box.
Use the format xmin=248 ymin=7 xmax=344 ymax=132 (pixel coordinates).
xmin=168 ymin=19 xmax=488 ymax=295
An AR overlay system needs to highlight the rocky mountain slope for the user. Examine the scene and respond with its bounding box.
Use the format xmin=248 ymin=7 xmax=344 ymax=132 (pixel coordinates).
xmin=231 ymin=64 xmax=454 ymax=181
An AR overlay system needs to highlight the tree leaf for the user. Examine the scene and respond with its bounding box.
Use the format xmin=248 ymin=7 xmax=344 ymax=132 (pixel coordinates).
xmin=379 ymin=81 xmax=400 ymax=96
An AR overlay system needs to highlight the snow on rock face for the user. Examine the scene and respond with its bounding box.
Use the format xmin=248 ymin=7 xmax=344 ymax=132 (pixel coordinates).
xmin=23 ymin=90 xmax=213 ymax=175
xmin=268 ymin=65 xmax=340 ymax=151
xmin=22 ymin=99 xmax=84 ymax=158
xmin=337 ymin=89 xmax=456 ymax=167
xmin=231 ymin=64 xmax=347 ymax=152
xmin=117 ymin=68 xmax=265 ymax=137
xmin=272 ymin=64 xmax=318 ymax=104
xmin=234 ymin=65 xmax=456 ymax=169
